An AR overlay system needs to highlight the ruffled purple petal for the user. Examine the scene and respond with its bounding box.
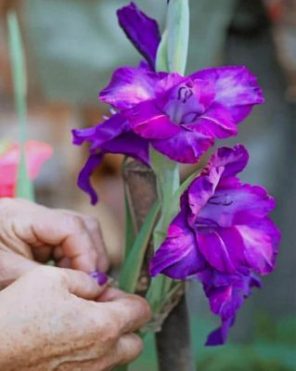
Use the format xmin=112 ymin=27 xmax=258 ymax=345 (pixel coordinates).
xmin=101 ymin=131 xmax=150 ymax=166
xmin=99 ymin=67 xmax=163 ymax=110
xmin=126 ymin=100 xmax=181 ymax=139
xmin=199 ymin=184 xmax=276 ymax=228
xmin=72 ymin=114 xmax=128 ymax=149
xmin=117 ymin=2 xmax=161 ymax=69
xmin=208 ymin=144 xmax=249 ymax=178
xmin=206 ymin=317 xmax=234 ymax=346
xmin=73 ymin=113 xmax=150 ymax=204
xmin=150 ymin=210 xmax=205 ymax=279
xmin=190 ymin=66 xmax=264 ymax=123
xmin=199 ymin=271 xmax=261 ymax=345
xmin=196 ymin=229 xmax=240 ymax=273
xmin=152 ymin=129 xmax=214 ymax=163
xmin=236 ymin=218 xmax=280 ymax=274
xmin=187 ymin=166 xmax=223 ymax=222
xmin=78 ymin=153 xmax=103 ymax=205
xmin=187 ymin=103 xmax=238 ymax=139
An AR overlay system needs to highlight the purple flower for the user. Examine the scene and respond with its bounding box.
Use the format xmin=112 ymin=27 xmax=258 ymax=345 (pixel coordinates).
xmin=149 ymin=145 xmax=281 ymax=345
xmin=73 ymin=2 xmax=264 ymax=203
xmin=100 ymin=65 xmax=264 ymax=163
xmin=72 ymin=113 xmax=149 ymax=204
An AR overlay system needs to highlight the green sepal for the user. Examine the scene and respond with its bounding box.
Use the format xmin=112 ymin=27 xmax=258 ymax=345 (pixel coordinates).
xmin=123 ymin=186 xmax=136 ymax=260
xmin=156 ymin=30 xmax=169 ymax=72
xmin=167 ymin=0 xmax=190 ymax=75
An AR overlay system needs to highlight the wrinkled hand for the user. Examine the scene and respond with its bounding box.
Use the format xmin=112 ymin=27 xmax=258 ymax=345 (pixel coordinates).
xmin=0 ymin=266 xmax=151 ymax=371
xmin=0 ymin=198 xmax=109 ymax=288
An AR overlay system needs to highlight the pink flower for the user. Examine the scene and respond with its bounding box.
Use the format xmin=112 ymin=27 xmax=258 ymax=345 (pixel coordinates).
xmin=0 ymin=140 xmax=53 ymax=197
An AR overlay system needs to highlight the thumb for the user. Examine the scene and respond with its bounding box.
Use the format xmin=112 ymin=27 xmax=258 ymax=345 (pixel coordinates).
xmin=60 ymin=268 xmax=107 ymax=300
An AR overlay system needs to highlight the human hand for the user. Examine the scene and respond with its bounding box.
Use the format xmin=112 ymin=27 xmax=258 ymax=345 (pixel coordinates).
xmin=0 ymin=266 xmax=151 ymax=371
xmin=0 ymin=198 xmax=109 ymax=288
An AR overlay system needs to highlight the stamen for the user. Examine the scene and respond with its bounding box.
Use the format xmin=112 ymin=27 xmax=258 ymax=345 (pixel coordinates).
xmin=178 ymin=86 xmax=193 ymax=103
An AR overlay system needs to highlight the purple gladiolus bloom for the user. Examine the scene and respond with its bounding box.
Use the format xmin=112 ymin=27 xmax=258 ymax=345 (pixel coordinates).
xmin=150 ymin=145 xmax=281 ymax=345
xmin=100 ymin=64 xmax=264 ymax=163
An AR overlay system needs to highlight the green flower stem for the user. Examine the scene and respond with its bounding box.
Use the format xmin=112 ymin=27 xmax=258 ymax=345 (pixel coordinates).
xmin=7 ymin=12 xmax=34 ymax=200
xmin=146 ymin=0 xmax=190 ymax=312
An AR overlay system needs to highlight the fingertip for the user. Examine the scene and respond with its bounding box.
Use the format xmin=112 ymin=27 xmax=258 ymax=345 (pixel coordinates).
xmin=90 ymin=271 xmax=108 ymax=286
xmin=61 ymin=268 xmax=104 ymax=299
xmin=71 ymin=254 xmax=97 ymax=273
xmin=97 ymin=254 xmax=110 ymax=273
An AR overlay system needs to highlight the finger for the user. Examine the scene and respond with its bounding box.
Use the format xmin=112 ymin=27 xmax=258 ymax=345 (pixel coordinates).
xmin=60 ymin=268 xmax=107 ymax=299
xmin=103 ymin=333 xmax=143 ymax=368
xmin=96 ymin=287 xmax=128 ymax=302
xmin=82 ymin=215 xmax=109 ymax=272
xmin=56 ymin=256 xmax=71 ymax=269
xmin=60 ymin=210 xmax=109 ymax=272
xmin=102 ymin=293 xmax=151 ymax=335
xmin=30 ymin=210 xmax=98 ymax=272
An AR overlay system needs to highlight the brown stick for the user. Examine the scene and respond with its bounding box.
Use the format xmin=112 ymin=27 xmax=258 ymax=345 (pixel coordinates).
xmin=123 ymin=159 xmax=194 ymax=371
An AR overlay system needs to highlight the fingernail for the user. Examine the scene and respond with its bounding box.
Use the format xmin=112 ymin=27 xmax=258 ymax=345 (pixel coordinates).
xmin=90 ymin=271 xmax=108 ymax=285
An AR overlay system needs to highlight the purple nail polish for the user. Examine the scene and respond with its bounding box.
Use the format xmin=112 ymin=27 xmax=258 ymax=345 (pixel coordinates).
xmin=90 ymin=271 xmax=108 ymax=285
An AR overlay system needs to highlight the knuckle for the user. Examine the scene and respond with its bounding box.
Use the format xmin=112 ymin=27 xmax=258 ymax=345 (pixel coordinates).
xmin=120 ymin=334 xmax=143 ymax=364
xmin=101 ymin=321 xmax=119 ymax=344
xmin=131 ymin=295 xmax=152 ymax=321
xmin=67 ymin=215 xmax=85 ymax=232
xmin=84 ymin=216 xmax=100 ymax=231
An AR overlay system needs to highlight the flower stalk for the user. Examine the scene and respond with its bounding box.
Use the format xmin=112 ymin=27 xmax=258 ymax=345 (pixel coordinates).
xmin=7 ymin=12 xmax=34 ymax=201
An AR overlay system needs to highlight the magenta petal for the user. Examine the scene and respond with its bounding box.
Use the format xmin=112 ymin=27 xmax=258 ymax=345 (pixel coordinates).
xmin=127 ymin=100 xmax=181 ymax=139
xmin=236 ymin=219 xmax=280 ymax=274
xmin=189 ymin=103 xmax=238 ymax=139
xmin=72 ymin=126 xmax=97 ymax=145
xmin=196 ymin=230 xmax=238 ymax=273
xmin=209 ymin=144 xmax=249 ymax=178
xmin=206 ymin=317 xmax=234 ymax=346
xmin=78 ymin=153 xmax=103 ymax=205
xmin=152 ymin=129 xmax=214 ymax=163
xmin=187 ymin=166 xmax=223 ymax=221
xmin=99 ymin=67 xmax=162 ymax=110
xmin=150 ymin=212 xmax=205 ymax=279
xmin=73 ymin=114 xmax=128 ymax=149
xmin=202 ymin=272 xmax=261 ymax=345
xmin=199 ymin=184 xmax=276 ymax=228
xmin=117 ymin=2 xmax=161 ymax=68
xmin=191 ymin=65 xmax=264 ymax=123
xmin=101 ymin=131 xmax=150 ymax=166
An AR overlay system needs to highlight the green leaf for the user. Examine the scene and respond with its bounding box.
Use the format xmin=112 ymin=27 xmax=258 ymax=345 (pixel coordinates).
xmin=7 ymin=12 xmax=34 ymax=201
xmin=167 ymin=0 xmax=189 ymax=74
xmin=119 ymin=202 xmax=160 ymax=294
xmin=150 ymin=148 xmax=180 ymax=249
xmin=124 ymin=187 xmax=136 ymax=259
